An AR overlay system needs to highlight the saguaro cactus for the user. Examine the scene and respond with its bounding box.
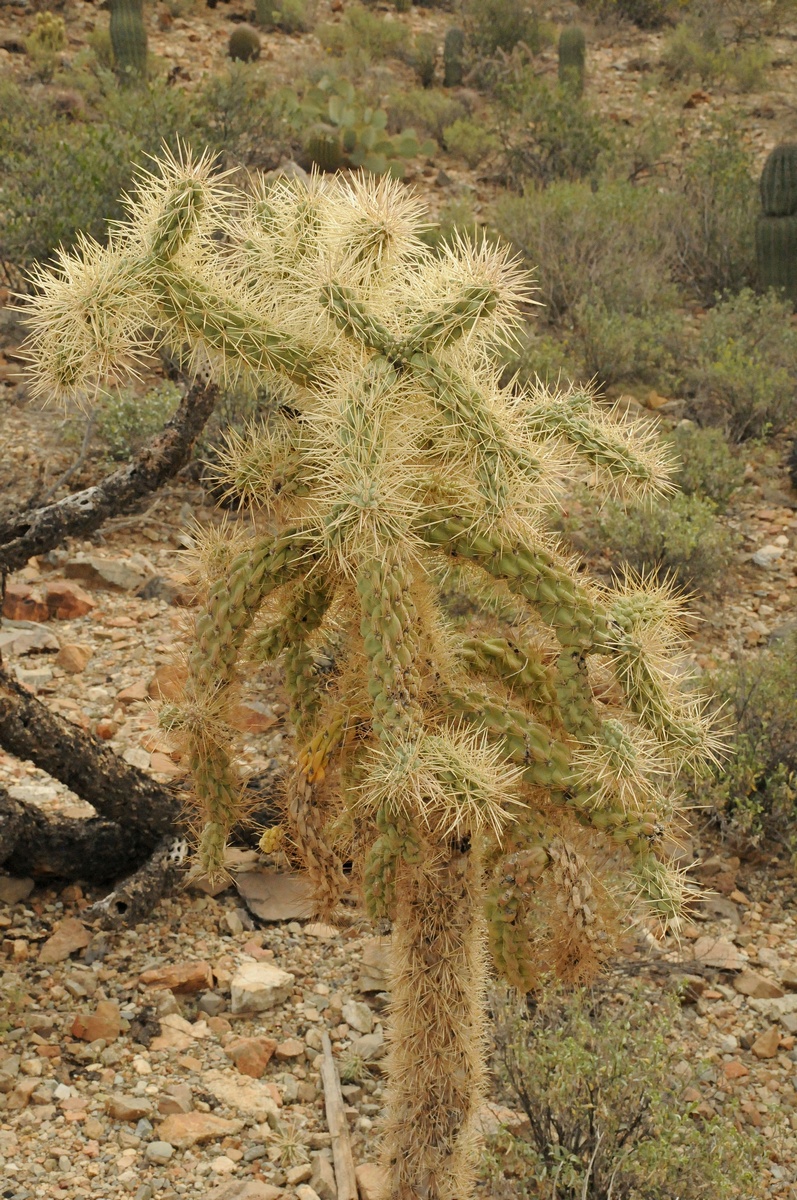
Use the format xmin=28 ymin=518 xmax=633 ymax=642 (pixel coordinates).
xmin=24 ymin=153 xmax=717 ymax=1200
xmin=757 ymin=143 xmax=797 ymax=305
xmin=558 ymin=25 xmax=586 ymax=95
xmin=110 ymin=0 xmax=148 ymax=83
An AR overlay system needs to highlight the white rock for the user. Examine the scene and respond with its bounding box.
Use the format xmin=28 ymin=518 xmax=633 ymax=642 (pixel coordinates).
xmin=230 ymin=962 xmax=294 ymax=1014
xmin=203 ymin=1070 xmax=282 ymax=1126
xmin=341 ymin=999 xmax=374 ymax=1035
xmin=296 ymin=1187 xmax=322 ymax=1200
xmin=145 ymin=1141 xmax=175 ymax=1164
xmin=752 ymin=544 xmax=785 ymax=569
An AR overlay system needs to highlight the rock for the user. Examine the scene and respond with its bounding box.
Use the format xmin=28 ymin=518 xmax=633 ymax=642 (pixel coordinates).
xmin=351 ymin=1028 xmax=385 ymax=1060
xmin=205 ymin=1181 xmax=284 ymax=1200
xmin=0 ymin=621 xmax=60 ymax=656
xmin=296 ymin=1188 xmax=322 ymax=1200
xmin=751 ymin=1026 xmax=781 ymax=1059
xmin=230 ymin=962 xmax=295 ymax=1014
xmin=136 ymin=574 xmax=195 ymax=606
xmin=749 ymin=994 xmax=797 ymax=1020
xmin=117 ymin=680 xmax=148 ymax=704
xmin=145 ymin=1141 xmax=174 ymax=1164
xmin=197 ymin=990 xmax=226 ymax=1017
xmin=722 ymin=1060 xmax=749 ymax=1080
xmin=43 ymin=581 xmax=96 ymax=619
xmin=203 ymin=1069 xmax=282 ymax=1125
xmin=226 ymin=1036 xmax=278 ymax=1078
xmin=342 ymin=999 xmax=374 ymax=1035
xmin=2 ymin=583 xmax=49 ymax=622
xmin=0 ymin=1056 xmax=21 ymax=1094
xmin=304 ymin=922 xmax=339 ymax=939
xmin=157 ymin=1083 xmax=193 ymax=1115
xmin=0 ymin=875 xmax=34 ymax=903
xmin=39 ymin=917 xmax=90 ymax=963
xmin=235 ymin=870 xmax=316 ymax=921
xmin=358 ymin=938 xmax=391 ymax=993
xmin=782 ymin=965 xmax=797 ymax=992
xmin=230 ymin=702 xmax=278 ymax=733
xmin=287 ymin=1164 xmax=313 ymax=1185
xmin=356 ymin=1163 xmax=388 ymax=1200
xmin=275 ymin=1037 xmax=304 ymax=1060
xmin=6 ymin=1078 xmax=38 ymax=1111
xmin=107 ymin=1094 xmax=154 ymax=1121
xmin=55 ymin=643 xmax=93 ymax=674
xmin=147 ymin=662 xmax=188 ymax=701
xmin=139 ymin=961 xmax=213 ymax=993
xmin=65 ymin=553 xmax=154 ymax=592
xmin=72 ymin=999 xmax=121 ymax=1043
xmin=752 ymin=544 xmax=785 ymax=569
xmin=734 ymin=971 xmax=785 ymax=1000
xmin=310 ymin=1152 xmax=336 ymax=1200
xmin=473 ymin=1102 xmax=530 ymax=1136
xmin=692 ymin=936 xmax=744 ymax=971
xmin=156 ymin=1111 xmax=244 ymax=1149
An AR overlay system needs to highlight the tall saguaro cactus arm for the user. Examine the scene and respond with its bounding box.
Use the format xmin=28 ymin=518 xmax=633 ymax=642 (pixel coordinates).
xmin=24 ymin=151 xmax=719 ymax=1200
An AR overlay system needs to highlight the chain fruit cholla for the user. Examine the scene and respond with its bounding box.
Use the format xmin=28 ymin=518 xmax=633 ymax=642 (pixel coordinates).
xmin=25 ymin=152 xmax=718 ymax=1200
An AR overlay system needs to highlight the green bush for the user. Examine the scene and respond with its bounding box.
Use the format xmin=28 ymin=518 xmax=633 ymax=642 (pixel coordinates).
xmin=502 ymin=325 xmax=579 ymax=388
xmin=26 ymin=11 xmax=66 ymax=83
xmin=387 ymin=88 xmax=467 ymax=144
xmin=317 ymin=5 xmax=409 ymax=69
xmin=705 ymin=634 xmax=797 ymax=846
xmin=95 ymin=381 xmax=182 ymax=460
xmin=574 ymin=296 xmax=682 ymax=388
xmin=670 ymin=122 xmax=757 ymax=304
xmin=494 ymin=71 xmax=608 ymax=187
xmin=255 ymin=0 xmax=316 ymax=32
xmin=413 ymin=32 xmax=437 ymax=87
xmin=666 ymin=423 xmax=743 ymax=510
xmin=689 ymin=289 xmax=797 ymax=441
xmin=191 ymin=65 xmax=292 ymax=167
xmin=601 ymin=491 xmax=736 ymax=592
xmin=443 ymin=117 xmax=498 ymax=167
xmin=485 ymin=984 xmax=761 ymax=1200
xmin=660 ymin=22 xmax=768 ymax=90
xmin=464 ymin=0 xmax=550 ymax=57
xmin=578 ymin=0 xmax=671 ymax=27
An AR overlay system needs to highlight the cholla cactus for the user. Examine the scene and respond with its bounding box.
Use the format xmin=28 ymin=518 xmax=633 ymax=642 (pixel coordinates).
xmin=24 ymin=150 xmax=719 ymax=1200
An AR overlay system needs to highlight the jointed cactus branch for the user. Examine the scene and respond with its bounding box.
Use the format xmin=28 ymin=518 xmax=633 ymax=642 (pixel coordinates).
xmin=24 ymin=152 xmax=717 ymax=1200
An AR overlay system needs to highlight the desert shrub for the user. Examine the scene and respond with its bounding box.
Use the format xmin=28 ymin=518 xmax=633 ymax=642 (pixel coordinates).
xmin=26 ymin=11 xmax=66 ymax=82
xmin=601 ymin=491 xmax=736 ymax=592
xmin=317 ymin=5 xmax=409 ymax=69
xmin=502 ymin=326 xmax=580 ymax=388
xmin=660 ymin=21 xmax=767 ymax=90
xmin=680 ymin=0 xmax=795 ymax=43
xmin=386 ymin=88 xmax=468 ymax=143
xmin=670 ymin=122 xmax=757 ymax=304
xmin=666 ymin=423 xmax=743 ymax=510
xmin=464 ymin=0 xmax=550 ymax=58
xmin=704 ymin=635 xmax=797 ymax=846
xmin=574 ymin=297 xmax=682 ymax=388
xmin=688 ymin=289 xmax=797 ymax=441
xmin=493 ymin=181 xmax=675 ymax=321
xmin=191 ymin=65 xmax=292 ymax=167
xmin=443 ymin=117 xmax=498 ymax=167
xmin=95 ymin=381 xmax=182 ymax=460
xmin=412 ymin=32 xmax=437 ymax=87
xmin=418 ymin=197 xmax=480 ymax=252
xmin=255 ymin=0 xmax=316 ymax=33
xmin=485 ymin=984 xmax=761 ymax=1200
xmin=493 ymin=70 xmax=608 ymax=187
xmin=578 ymin=0 xmax=671 ymax=26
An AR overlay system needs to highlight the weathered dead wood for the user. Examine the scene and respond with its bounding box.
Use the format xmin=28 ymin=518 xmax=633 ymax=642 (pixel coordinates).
xmin=83 ymin=835 xmax=189 ymax=929
xmin=0 ymin=376 xmax=218 ymax=574
xmin=320 ymin=1030 xmax=359 ymax=1200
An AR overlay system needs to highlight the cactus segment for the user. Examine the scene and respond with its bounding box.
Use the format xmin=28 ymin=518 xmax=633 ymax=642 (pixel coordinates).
xmin=110 ymin=0 xmax=147 ymax=83
xmin=443 ymin=27 xmax=465 ymax=88
xmin=357 ymin=551 xmax=423 ymax=744
xmin=460 ymin=636 xmax=560 ymax=724
xmin=399 ymin=285 xmax=498 ymax=354
xmin=760 ymin=143 xmax=797 ymax=217
xmin=558 ymin=26 xmax=586 ymax=95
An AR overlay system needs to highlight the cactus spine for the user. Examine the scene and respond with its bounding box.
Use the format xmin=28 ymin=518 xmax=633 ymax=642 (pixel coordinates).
xmin=443 ymin=27 xmax=465 ymax=88
xmin=757 ymin=143 xmax=797 ymax=305
xmin=110 ymin=0 xmax=147 ymax=83
xmin=25 ymin=153 xmax=719 ymax=1200
xmin=558 ymin=25 xmax=586 ymax=95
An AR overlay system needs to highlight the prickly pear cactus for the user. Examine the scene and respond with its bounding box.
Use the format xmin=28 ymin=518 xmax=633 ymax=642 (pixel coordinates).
xmin=24 ymin=152 xmax=718 ymax=1200
xmin=109 ymin=0 xmax=147 ymax=82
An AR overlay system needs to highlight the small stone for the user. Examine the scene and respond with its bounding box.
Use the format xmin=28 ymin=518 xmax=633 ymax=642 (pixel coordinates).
xmin=230 ymin=702 xmax=278 ymax=733
xmin=39 ymin=917 xmax=90 ymax=963
xmin=226 ymin=1036 xmax=278 ymax=1078
xmin=0 ymin=622 xmax=59 ymax=655
xmin=734 ymin=971 xmax=785 ymax=1000
xmin=0 ymin=876 xmax=34 ymax=904
xmin=351 ymin=1027 xmax=385 ymax=1060
xmin=156 ymin=1111 xmax=243 ymax=1149
xmin=203 ymin=1070 xmax=281 ymax=1125
xmin=358 ymin=938 xmax=391 ymax=993
xmin=2 ymin=583 xmax=49 ymax=622
xmin=296 ymin=1187 xmax=322 ymax=1200
xmin=145 ymin=1141 xmax=175 ymax=1164
xmin=71 ymin=1000 xmax=121 ymax=1043
xmin=204 ymin=1182 xmax=284 ymax=1200
xmin=117 ymin=680 xmax=148 ymax=704
xmin=157 ymin=1083 xmax=193 ymax=1115
xmin=65 ymin=553 xmax=153 ymax=592
xmin=781 ymin=965 xmax=797 ymax=992
xmin=341 ymin=999 xmax=374 ymax=1035
xmin=752 ymin=544 xmax=785 ymax=569
xmin=304 ymin=922 xmax=339 ymax=939
xmin=356 ymin=1163 xmax=388 ymax=1200
xmin=43 ymin=580 xmax=95 ymax=619
xmin=84 ymin=1117 xmax=105 ymax=1140
xmin=224 ymin=910 xmax=245 ymax=936
xmin=752 ymin=1026 xmax=781 ymax=1059
xmin=210 ymin=1155 xmax=237 ymax=1175
xmin=197 ymin=991 xmax=225 ymax=1017
xmin=310 ymin=1153 xmax=336 ymax=1200
xmin=692 ymin=936 xmax=744 ymax=971
xmin=230 ymin=962 xmax=295 ymax=1014
xmin=275 ymin=1037 xmax=305 ymax=1060
xmin=235 ymin=869 xmax=316 ymax=921
xmin=139 ymin=961 xmax=213 ymax=993
xmin=147 ymin=662 xmax=188 ymax=701
xmin=55 ymin=643 xmax=93 ymax=674
xmin=286 ymin=1164 xmax=313 ymax=1184
xmin=723 ymin=1060 xmax=749 ymax=1080
xmin=107 ymin=1094 xmax=154 ymax=1122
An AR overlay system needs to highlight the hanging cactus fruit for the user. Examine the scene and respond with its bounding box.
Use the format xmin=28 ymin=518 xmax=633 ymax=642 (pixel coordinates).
xmin=757 ymin=144 xmax=797 ymax=305
xmin=23 ymin=151 xmax=720 ymax=1200
xmin=109 ymin=0 xmax=147 ymax=83
xmin=444 ymin=26 xmax=465 ymax=88
xmin=558 ymin=25 xmax=586 ymax=95
xmin=228 ymin=26 xmax=261 ymax=61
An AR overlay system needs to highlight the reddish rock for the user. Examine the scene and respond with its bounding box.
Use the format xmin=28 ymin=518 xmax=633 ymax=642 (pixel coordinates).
xmin=55 ymin=643 xmax=93 ymax=674
xmin=156 ymin=1111 xmax=243 ymax=1149
xmin=95 ymin=718 xmax=118 ymax=739
xmin=43 ymin=581 xmax=95 ymax=619
xmin=733 ymin=971 xmax=785 ymax=1000
xmin=139 ymin=961 xmax=213 ymax=994
xmin=355 ymin=1164 xmax=388 ymax=1200
xmin=107 ymin=1094 xmax=154 ymax=1121
xmin=6 ymin=1078 xmax=38 ymax=1112
xmin=2 ymin=583 xmax=48 ymax=622
xmin=71 ymin=999 xmax=121 ymax=1043
xmin=275 ymin=1037 xmax=304 ymax=1061
xmin=157 ymin=1083 xmax=193 ymax=1115
xmin=147 ymin=663 xmax=188 ymax=701
xmin=230 ymin=703 xmax=277 ymax=733
xmin=722 ymin=1060 xmax=749 ymax=1080
xmin=150 ymin=751 xmax=183 ymax=776
xmin=692 ymin=936 xmax=744 ymax=971
xmin=39 ymin=917 xmax=90 ymax=964
xmin=226 ymin=1036 xmax=277 ymax=1079
xmin=116 ymin=680 xmax=148 ymax=704
xmin=751 ymin=1026 xmax=781 ymax=1059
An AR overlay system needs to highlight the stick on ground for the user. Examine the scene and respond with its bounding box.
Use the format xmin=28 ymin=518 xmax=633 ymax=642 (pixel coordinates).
xmin=320 ymin=1030 xmax=359 ymax=1200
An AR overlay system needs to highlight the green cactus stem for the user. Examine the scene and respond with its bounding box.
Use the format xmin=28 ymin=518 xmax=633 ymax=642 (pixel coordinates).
xmin=110 ymin=0 xmax=147 ymax=83
xmin=558 ymin=25 xmax=586 ymax=95
xmin=444 ymin=27 xmax=465 ymax=88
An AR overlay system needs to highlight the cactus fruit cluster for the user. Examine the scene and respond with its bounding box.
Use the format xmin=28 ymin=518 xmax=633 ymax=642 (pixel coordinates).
xmin=300 ymin=78 xmax=433 ymax=176
xmin=109 ymin=0 xmax=148 ymax=83
xmin=444 ymin=26 xmax=465 ymax=87
xmin=229 ymin=26 xmax=261 ymax=61
xmin=24 ymin=152 xmax=718 ymax=1200
xmin=558 ymin=25 xmax=586 ymax=95
xmin=757 ymin=143 xmax=797 ymax=306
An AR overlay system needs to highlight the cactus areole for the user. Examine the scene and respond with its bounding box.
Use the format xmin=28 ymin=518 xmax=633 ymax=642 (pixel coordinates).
xmin=25 ymin=152 xmax=718 ymax=1200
